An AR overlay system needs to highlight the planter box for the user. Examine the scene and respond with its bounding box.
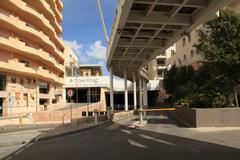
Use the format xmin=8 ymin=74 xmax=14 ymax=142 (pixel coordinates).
xmin=174 ymin=107 xmax=240 ymax=127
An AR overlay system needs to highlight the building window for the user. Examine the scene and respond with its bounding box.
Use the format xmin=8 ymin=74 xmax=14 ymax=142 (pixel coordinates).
xmin=158 ymin=71 xmax=165 ymax=77
xmin=0 ymin=75 xmax=6 ymax=91
xmin=39 ymin=81 xmax=49 ymax=94
xmin=90 ymin=87 xmax=101 ymax=103
xmin=86 ymin=73 xmax=89 ymax=77
xmin=171 ymin=50 xmax=175 ymax=56
xmin=187 ymin=34 xmax=191 ymax=42
xmin=52 ymin=99 xmax=57 ymax=104
xmin=157 ymin=60 xmax=165 ymax=66
xmin=80 ymin=71 xmax=83 ymax=76
xmin=191 ymin=50 xmax=194 ymax=58
xmin=178 ymin=58 xmax=182 ymax=66
xmin=183 ymin=54 xmax=186 ymax=60
xmin=182 ymin=37 xmax=186 ymax=46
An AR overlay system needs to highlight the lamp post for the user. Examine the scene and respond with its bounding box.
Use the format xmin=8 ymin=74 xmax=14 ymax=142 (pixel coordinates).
xmin=33 ymin=67 xmax=38 ymax=113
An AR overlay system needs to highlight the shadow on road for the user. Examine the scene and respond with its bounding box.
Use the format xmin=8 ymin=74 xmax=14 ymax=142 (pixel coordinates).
xmin=8 ymin=120 xmax=240 ymax=160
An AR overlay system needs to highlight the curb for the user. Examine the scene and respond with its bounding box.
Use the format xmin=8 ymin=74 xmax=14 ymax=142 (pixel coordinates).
xmin=2 ymin=120 xmax=111 ymax=160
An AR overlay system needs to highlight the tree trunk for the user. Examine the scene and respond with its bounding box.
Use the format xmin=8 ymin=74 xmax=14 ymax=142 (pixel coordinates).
xmin=234 ymin=86 xmax=239 ymax=107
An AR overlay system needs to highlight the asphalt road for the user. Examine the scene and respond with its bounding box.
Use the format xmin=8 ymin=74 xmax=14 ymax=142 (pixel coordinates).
xmin=7 ymin=112 xmax=240 ymax=160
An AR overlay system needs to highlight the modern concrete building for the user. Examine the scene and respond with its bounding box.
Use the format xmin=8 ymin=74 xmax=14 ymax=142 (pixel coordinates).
xmin=0 ymin=0 xmax=65 ymax=117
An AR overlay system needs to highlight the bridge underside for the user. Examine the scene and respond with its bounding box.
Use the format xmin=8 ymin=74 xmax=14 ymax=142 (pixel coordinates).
xmin=107 ymin=0 xmax=232 ymax=80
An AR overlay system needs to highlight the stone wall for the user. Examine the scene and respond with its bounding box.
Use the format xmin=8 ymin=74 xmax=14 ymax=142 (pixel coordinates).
xmin=32 ymin=102 xmax=105 ymax=123
xmin=174 ymin=107 xmax=240 ymax=127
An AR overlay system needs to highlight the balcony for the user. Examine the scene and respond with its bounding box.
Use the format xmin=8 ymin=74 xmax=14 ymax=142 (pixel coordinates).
xmin=23 ymin=0 xmax=62 ymax=34
xmin=46 ymin=0 xmax=63 ymax=23
xmin=56 ymin=0 xmax=63 ymax=11
xmin=0 ymin=0 xmax=64 ymax=50
xmin=0 ymin=12 xmax=64 ymax=61
xmin=0 ymin=60 xmax=64 ymax=85
xmin=0 ymin=35 xmax=64 ymax=73
xmin=156 ymin=55 xmax=167 ymax=59
xmin=157 ymin=66 xmax=167 ymax=70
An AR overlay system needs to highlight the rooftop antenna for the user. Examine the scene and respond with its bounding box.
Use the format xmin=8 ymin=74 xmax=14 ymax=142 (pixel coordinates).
xmin=96 ymin=0 xmax=109 ymax=44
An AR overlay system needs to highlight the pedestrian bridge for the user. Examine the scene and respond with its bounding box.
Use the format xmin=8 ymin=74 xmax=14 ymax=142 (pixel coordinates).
xmin=107 ymin=0 xmax=232 ymax=79
xmin=105 ymin=0 xmax=233 ymax=111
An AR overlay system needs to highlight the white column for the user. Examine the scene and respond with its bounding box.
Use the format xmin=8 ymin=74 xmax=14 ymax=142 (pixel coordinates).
xmin=143 ymin=79 xmax=148 ymax=107
xmin=133 ymin=73 xmax=137 ymax=110
xmin=110 ymin=67 xmax=114 ymax=110
xmin=138 ymin=74 xmax=143 ymax=109
xmin=138 ymin=74 xmax=143 ymax=125
xmin=124 ymin=69 xmax=128 ymax=111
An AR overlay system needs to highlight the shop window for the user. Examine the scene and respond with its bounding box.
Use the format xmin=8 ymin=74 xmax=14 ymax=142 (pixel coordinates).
xmin=90 ymin=88 xmax=101 ymax=103
xmin=88 ymin=112 xmax=93 ymax=116
xmin=39 ymin=99 xmax=48 ymax=105
xmin=82 ymin=112 xmax=87 ymax=117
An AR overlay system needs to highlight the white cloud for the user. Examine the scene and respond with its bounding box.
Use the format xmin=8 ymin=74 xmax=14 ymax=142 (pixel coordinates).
xmin=64 ymin=40 xmax=89 ymax=63
xmin=64 ymin=40 xmax=107 ymax=64
xmin=86 ymin=40 xmax=107 ymax=60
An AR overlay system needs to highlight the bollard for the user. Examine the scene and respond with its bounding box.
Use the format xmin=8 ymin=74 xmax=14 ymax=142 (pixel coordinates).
xmin=19 ymin=116 xmax=23 ymax=128
xmin=139 ymin=111 xmax=143 ymax=125
xmin=94 ymin=113 xmax=98 ymax=125
xmin=94 ymin=109 xmax=98 ymax=125
xmin=144 ymin=111 xmax=147 ymax=120
xmin=62 ymin=114 xmax=65 ymax=125
xmin=107 ymin=107 xmax=111 ymax=120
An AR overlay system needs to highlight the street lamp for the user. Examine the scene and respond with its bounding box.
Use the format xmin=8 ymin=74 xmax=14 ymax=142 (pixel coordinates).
xmin=33 ymin=67 xmax=38 ymax=113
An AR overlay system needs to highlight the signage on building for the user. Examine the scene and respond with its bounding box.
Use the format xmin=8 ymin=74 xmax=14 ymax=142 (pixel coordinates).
xmin=67 ymin=89 xmax=74 ymax=98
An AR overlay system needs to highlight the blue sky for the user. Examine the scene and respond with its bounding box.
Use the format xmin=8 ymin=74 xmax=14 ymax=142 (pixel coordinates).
xmin=61 ymin=0 xmax=116 ymax=75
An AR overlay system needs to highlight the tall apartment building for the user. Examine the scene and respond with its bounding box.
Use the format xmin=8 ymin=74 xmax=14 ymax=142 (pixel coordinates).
xmin=0 ymin=0 xmax=65 ymax=116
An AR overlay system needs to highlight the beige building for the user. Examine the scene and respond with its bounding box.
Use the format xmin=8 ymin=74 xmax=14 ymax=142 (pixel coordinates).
xmin=166 ymin=25 xmax=203 ymax=70
xmin=148 ymin=44 xmax=175 ymax=80
xmin=64 ymin=44 xmax=79 ymax=77
xmin=166 ymin=2 xmax=240 ymax=70
xmin=0 ymin=0 xmax=64 ymax=117
xmin=79 ymin=64 xmax=103 ymax=77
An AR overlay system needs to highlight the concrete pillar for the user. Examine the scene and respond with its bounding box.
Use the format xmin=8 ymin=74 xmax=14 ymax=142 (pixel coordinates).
xmin=138 ymin=74 xmax=143 ymax=109
xmin=133 ymin=73 xmax=137 ymax=110
xmin=110 ymin=67 xmax=114 ymax=110
xmin=143 ymin=79 xmax=148 ymax=107
xmin=138 ymin=73 xmax=143 ymax=125
xmin=124 ymin=69 xmax=128 ymax=111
